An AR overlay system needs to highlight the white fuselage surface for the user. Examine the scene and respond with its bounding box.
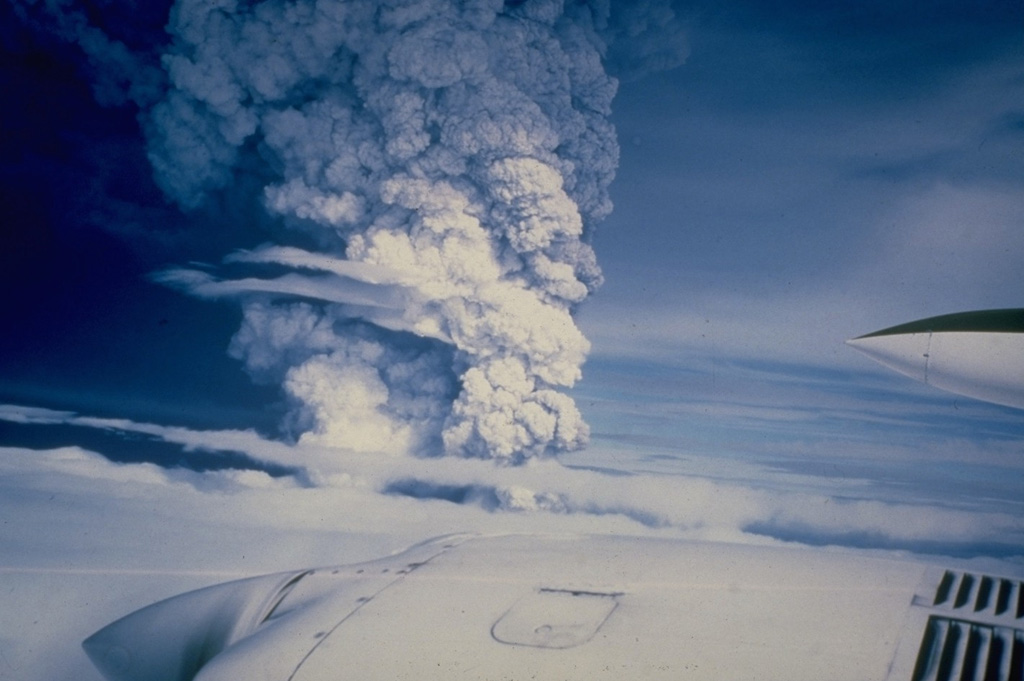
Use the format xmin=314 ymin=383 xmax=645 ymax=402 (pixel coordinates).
xmin=83 ymin=534 xmax=1024 ymax=681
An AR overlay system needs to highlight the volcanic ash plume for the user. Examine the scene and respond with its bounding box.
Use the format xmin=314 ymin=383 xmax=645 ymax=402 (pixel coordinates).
xmin=138 ymin=0 xmax=681 ymax=461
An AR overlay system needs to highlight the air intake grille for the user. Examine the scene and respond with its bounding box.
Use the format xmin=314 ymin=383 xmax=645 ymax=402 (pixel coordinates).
xmin=891 ymin=570 xmax=1024 ymax=681
xmin=911 ymin=617 xmax=1023 ymax=681
xmin=932 ymin=571 xmax=1024 ymax=619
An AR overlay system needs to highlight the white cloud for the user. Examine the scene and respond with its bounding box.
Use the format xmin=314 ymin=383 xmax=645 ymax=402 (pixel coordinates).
xmin=4 ymin=405 xmax=1020 ymax=559
xmin=3 ymin=396 xmax=1021 ymax=679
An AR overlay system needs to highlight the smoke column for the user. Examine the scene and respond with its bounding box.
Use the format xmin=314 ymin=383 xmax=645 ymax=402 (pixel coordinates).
xmin=23 ymin=0 xmax=686 ymax=462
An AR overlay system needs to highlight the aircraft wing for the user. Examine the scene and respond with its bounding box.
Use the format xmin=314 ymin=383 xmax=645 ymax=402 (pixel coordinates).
xmin=83 ymin=534 xmax=1024 ymax=681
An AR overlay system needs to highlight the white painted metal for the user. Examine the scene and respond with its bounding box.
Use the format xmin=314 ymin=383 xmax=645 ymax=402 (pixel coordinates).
xmin=82 ymin=534 xmax=960 ymax=681
xmin=847 ymin=331 xmax=1024 ymax=410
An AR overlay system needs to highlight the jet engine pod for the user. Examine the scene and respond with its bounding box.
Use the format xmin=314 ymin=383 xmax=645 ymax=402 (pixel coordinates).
xmin=848 ymin=309 xmax=1024 ymax=410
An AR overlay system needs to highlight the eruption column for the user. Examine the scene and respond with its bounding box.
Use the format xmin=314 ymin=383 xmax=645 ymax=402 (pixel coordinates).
xmin=135 ymin=0 xmax=681 ymax=461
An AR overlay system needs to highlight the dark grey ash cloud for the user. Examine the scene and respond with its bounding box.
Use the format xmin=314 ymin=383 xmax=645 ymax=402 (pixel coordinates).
xmin=132 ymin=0 xmax=687 ymax=460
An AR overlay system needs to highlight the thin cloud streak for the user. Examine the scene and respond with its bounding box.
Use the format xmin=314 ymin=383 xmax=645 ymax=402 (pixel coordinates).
xmin=3 ymin=405 xmax=1022 ymax=561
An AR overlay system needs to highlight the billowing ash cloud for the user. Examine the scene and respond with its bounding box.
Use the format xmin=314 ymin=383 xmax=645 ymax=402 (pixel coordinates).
xmin=26 ymin=0 xmax=686 ymax=462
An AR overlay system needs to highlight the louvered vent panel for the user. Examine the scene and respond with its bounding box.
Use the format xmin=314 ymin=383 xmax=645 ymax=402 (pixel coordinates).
xmin=911 ymin=617 xmax=1023 ymax=681
xmin=932 ymin=571 xmax=1024 ymax=619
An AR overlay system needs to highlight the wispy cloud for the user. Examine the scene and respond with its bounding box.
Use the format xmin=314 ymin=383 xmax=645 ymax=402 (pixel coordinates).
xmin=4 ymin=404 xmax=1021 ymax=561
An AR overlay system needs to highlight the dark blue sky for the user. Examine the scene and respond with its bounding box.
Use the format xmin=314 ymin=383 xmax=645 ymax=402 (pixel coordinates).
xmin=1 ymin=0 xmax=282 ymax=428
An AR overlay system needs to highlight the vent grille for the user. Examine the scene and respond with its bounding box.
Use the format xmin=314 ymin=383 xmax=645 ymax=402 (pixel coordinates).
xmin=932 ymin=571 xmax=1024 ymax=619
xmin=892 ymin=570 xmax=1024 ymax=681
xmin=911 ymin=617 xmax=1023 ymax=681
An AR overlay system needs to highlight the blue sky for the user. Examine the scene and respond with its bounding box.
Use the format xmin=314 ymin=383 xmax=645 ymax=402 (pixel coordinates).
xmin=1 ymin=0 xmax=1022 ymax=561
xmin=573 ymin=0 xmax=1024 ymax=492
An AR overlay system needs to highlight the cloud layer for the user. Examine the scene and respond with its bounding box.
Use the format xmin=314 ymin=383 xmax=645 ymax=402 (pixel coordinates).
xmin=5 ymin=403 xmax=1022 ymax=563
